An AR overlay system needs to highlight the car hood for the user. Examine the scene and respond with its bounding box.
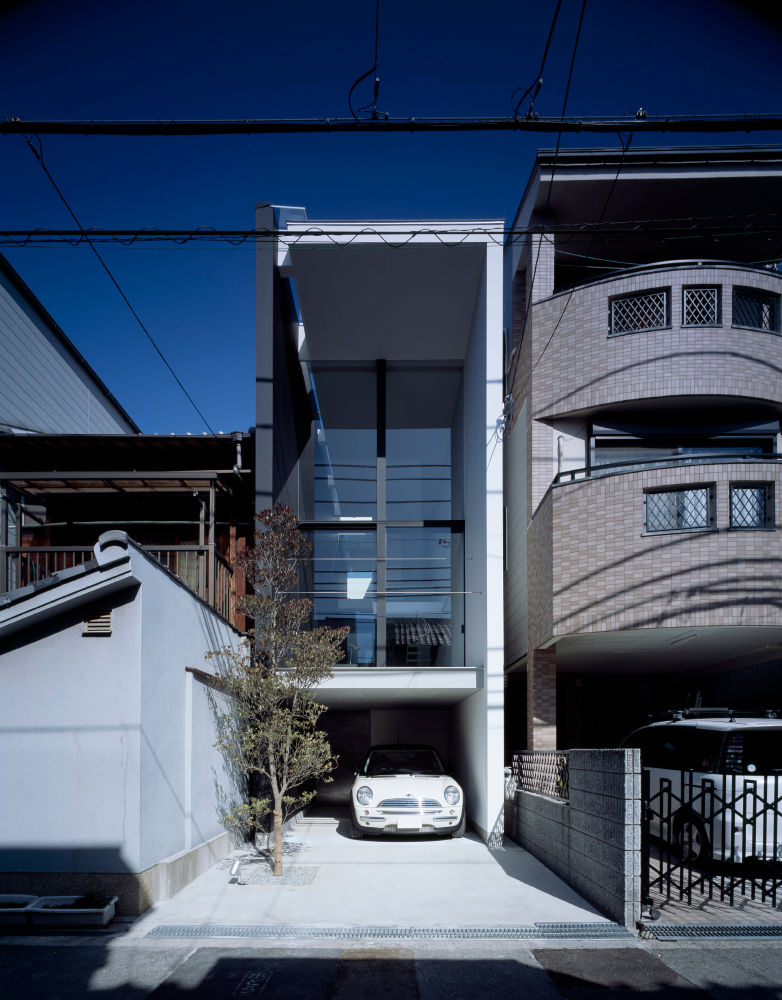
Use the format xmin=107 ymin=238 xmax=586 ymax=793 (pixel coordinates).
xmin=352 ymin=774 xmax=458 ymax=798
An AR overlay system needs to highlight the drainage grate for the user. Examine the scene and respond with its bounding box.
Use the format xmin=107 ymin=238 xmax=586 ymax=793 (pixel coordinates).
xmin=640 ymin=923 xmax=782 ymax=941
xmin=146 ymin=922 xmax=630 ymax=941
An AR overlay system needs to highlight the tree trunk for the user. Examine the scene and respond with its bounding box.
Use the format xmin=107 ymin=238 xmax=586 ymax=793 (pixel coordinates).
xmin=272 ymin=806 xmax=283 ymax=876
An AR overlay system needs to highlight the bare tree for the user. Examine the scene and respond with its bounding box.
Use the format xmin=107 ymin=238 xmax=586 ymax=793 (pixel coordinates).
xmin=209 ymin=505 xmax=348 ymax=875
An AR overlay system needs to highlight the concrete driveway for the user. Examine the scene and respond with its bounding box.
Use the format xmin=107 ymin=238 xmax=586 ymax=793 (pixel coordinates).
xmin=126 ymin=808 xmax=616 ymax=938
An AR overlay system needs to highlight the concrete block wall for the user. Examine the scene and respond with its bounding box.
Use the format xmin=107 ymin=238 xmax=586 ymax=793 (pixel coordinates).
xmin=505 ymin=748 xmax=642 ymax=928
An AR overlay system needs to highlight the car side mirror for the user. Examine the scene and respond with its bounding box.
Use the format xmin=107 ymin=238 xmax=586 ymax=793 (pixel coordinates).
xmin=352 ymin=760 xmax=363 ymax=775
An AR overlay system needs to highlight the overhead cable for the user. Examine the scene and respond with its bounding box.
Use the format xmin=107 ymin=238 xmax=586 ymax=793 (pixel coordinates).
xmin=511 ymin=0 xmax=563 ymax=120
xmin=3 ymin=113 xmax=782 ymax=135
xmin=23 ymin=134 xmax=216 ymax=435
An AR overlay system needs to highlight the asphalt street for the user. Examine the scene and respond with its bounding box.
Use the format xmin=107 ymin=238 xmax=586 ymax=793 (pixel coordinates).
xmin=3 ymin=938 xmax=782 ymax=999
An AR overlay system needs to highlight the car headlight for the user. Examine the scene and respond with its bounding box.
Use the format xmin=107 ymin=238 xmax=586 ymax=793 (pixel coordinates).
xmin=444 ymin=785 xmax=460 ymax=805
xmin=356 ymin=786 xmax=373 ymax=805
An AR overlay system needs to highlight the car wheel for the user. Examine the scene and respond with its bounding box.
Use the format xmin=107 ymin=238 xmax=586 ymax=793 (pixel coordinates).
xmin=675 ymin=814 xmax=709 ymax=862
xmin=349 ymin=811 xmax=364 ymax=840
xmin=451 ymin=812 xmax=466 ymax=839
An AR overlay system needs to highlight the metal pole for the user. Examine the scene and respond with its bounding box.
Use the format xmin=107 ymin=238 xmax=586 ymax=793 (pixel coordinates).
xmin=208 ymin=481 xmax=216 ymax=610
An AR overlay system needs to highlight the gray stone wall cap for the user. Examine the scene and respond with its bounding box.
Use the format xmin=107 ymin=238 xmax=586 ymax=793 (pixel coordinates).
xmin=94 ymin=530 xmax=131 ymax=566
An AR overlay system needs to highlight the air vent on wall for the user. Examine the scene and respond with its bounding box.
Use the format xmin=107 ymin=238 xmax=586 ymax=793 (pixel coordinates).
xmin=83 ymin=611 xmax=112 ymax=636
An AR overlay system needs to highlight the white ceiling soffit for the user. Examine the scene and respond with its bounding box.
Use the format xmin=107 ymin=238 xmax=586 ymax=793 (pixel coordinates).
xmin=288 ymin=243 xmax=487 ymax=362
xmin=552 ymin=625 xmax=782 ymax=675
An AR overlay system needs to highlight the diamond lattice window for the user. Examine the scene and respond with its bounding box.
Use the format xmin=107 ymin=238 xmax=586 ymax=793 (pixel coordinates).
xmin=730 ymin=484 xmax=772 ymax=529
xmin=683 ymin=286 xmax=721 ymax=326
xmin=610 ymin=290 xmax=669 ymax=335
xmin=645 ymin=487 xmax=711 ymax=532
xmin=733 ymin=288 xmax=780 ymax=332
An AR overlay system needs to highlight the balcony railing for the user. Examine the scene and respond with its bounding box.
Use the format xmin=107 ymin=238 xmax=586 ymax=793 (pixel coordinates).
xmin=1 ymin=544 xmax=233 ymax=623
xmin=554 ymin=452 xmax=782 ymax=485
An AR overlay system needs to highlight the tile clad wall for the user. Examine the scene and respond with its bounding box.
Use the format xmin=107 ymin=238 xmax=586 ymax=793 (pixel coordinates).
xmin=540 ymin=463 xmax=782 ymax=638
xmin=505 ymin=748 xmax=642 ymax=928
xmin=526 ymin=266 xmax=782 ymax=515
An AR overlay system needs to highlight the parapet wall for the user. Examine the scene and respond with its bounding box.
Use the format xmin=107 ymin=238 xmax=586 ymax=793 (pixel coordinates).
xmin=505 ymin=748 xmax=641 ymax=928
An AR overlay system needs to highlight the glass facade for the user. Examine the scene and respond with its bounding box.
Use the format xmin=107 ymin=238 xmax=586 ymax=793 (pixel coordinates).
xmin=294 ymin=361 xmax=465 ymax=666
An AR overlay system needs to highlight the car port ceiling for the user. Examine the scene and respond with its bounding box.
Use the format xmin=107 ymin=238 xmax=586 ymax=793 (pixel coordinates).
xmin=288 ymin=243 xmax=487 ymax=362
xmin=550 ymin=625 xmax=782 ymax=676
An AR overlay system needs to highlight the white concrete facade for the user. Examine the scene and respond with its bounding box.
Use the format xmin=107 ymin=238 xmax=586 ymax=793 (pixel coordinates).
xmin=256 ymin=212 xmax=505 ymax=841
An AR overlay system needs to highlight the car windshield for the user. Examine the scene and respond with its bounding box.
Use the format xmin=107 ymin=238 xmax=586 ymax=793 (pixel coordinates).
xmin=365 ymin=748 xmax=445 ymax=775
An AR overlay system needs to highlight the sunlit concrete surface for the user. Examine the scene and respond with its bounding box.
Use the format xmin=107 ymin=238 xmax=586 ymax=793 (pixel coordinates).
xmin=126 ymin=810 xmax=609 ymax=937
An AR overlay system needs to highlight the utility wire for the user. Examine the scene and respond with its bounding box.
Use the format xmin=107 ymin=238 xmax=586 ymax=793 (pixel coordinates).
xmin=508 ymin=131 xmax=635 ymax=415
xmin=3 ymin=210 xmax=778 ymax=247
xmin=23 ymin=134 xmax=216 ymax=435
xmin=512 ymin=0 xmax=563 ymax=120
xmin=3 ymin=113 xmax=782 ymax=135
xmin=348 ymin=0 xmax=384 ymax=120
xmin=504 ymin=0 xmax=588 ymax=420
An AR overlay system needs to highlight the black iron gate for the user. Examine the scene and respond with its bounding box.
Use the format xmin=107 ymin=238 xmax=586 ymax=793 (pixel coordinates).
xmin=641 ymin=768 xmax=782 ymax=910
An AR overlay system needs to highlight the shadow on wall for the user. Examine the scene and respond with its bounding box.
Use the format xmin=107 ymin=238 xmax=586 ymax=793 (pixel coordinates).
xmin=0 ymin=846 xmax=152 ymax=918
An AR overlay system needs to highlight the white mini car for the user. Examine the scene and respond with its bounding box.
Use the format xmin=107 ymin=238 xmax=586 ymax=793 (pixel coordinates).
xmin=350 ymin=744 xmax=465 ymax=838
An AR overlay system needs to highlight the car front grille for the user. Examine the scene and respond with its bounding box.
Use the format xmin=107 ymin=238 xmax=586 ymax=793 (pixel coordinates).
xmin=378 ymin=798 xmax=442 ymax=810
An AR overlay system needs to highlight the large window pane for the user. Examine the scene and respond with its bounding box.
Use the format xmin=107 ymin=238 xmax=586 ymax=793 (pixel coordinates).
xmin=385 ymin=527 xmax=464 ymax=666
xmin=308 ymin=530 xmax=377 ymax=665
xmin=305 ymin=365 xmax=376 ymax=521
xmin=386 ymin=367 xmax=462 ymax=520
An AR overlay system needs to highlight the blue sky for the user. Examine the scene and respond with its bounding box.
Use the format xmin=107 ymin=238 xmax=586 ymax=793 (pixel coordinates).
xmin=1 ymin=0 xmax=780 ymax=434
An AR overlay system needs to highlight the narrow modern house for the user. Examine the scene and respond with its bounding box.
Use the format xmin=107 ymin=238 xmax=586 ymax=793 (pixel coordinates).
xmin=256 ymin=209 xmax=506 ymax=841
xmin=503 ymin=146 xmax=782 ymax=751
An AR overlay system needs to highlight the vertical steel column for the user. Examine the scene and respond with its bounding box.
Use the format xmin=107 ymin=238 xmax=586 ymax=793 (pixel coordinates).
xmin=198 ymin=494 xmax=206 ymax=598
xmin=208 ymin=480 xmax=216 ymax=610
xmin=0 ymin=487 xmax=7 ymax=594
xmin=376 ymin=359 xmax=386 ymax=666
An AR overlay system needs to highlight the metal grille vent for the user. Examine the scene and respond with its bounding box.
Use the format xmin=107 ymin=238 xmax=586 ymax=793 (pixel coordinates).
xmin=610 ymin=290 xmax=668 ymax=335
xmin=734 ymin=288 xmax=780 ymax=332
xmin=683 ymin=286 xmax=720 ymax=326
xmin=645 ymin=488 xmax=710 ymax=532
xmin=147 ymin=922 xmax=630 ymax=941
xmin=730 ymin=484 xmax=771 ymax=528
xmin=83 ymin=611 xmax=112 ymax=636
xmin=378 ymin=798 xmax=441 ymax=809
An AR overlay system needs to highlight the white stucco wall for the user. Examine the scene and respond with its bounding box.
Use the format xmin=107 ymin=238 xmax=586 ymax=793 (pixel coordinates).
xmin=136 ymin=551 xmax=240 ymax=870
xmin=0 ymin=538 xmax=239 ymax=877
xmin=457 ymin=241 xmax=505 ymax=841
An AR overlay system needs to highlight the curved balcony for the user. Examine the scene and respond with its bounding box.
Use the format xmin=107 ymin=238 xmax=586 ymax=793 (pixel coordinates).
xmin=528 ymin=460 xmax=782 ymax=648
xmin=527 ymin=262 xmax=782 ymax=420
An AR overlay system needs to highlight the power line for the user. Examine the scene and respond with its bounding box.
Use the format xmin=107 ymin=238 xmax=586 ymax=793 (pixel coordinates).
xmin=3 ymin=113 xmax=782 ymax=136
xmin=23 ymin=135 xmax=216 ymax=435
xmin=511 ymin=0 xmax=564 ymax=120
xmin=1 ymin=214 xmax=779 ymax=248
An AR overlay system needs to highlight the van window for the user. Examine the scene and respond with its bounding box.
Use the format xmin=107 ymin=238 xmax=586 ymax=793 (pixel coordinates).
xmin=635 ymin=726 xmax=723 ymax=771
xmin=721 ymin=730 xmax=782 ymax=774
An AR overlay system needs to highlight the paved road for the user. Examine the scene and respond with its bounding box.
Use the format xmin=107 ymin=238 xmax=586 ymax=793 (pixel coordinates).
xmin=3 ymin=938 xmax=782 ymax=999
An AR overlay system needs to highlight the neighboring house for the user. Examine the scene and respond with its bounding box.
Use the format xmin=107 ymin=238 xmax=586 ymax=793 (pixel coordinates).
xmin=0 ymin=252 xmax=138 ymax=435
xmin=0 ymin=531 xmax=241 ymax=915
xmin=256 ymin=209 xmax=506 ymax=842
xmin=503 ymin=145 xmax=782 ymax=752
xmin=0 ymin=431 xmax=253 ymax=625
xmin=0 ymin=257 xmax=251 ymax=914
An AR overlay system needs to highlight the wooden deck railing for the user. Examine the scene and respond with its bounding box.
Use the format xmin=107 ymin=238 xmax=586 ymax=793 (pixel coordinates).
xmin=2 ymin=544 xmax=234 ymax=623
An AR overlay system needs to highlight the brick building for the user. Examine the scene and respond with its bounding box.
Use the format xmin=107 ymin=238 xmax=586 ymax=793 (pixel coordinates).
xmin=503 ymin=146 xmax=782 ymax=751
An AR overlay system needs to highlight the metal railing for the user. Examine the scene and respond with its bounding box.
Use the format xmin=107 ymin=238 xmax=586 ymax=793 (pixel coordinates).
xmin=512 ymin=750 xmax=569 ymax=800
xmin=554 ymin=452 xmax=782 ymax=485
xmin=2 ymin=543 xmax=233 ymax=622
